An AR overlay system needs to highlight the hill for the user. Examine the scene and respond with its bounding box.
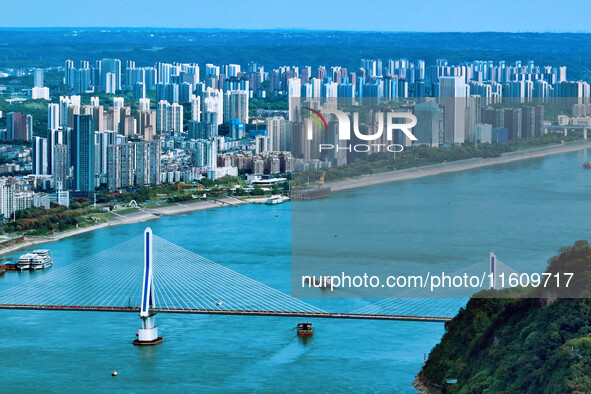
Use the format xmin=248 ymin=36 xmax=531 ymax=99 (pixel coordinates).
xmin=415 ymin=240 xmax=591 ymax=393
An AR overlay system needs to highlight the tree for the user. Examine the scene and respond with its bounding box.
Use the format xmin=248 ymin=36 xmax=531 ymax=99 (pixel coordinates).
xmin=271 ymin=183 xmax=282 ymax=195
xmin=200 ymin=178 xmax=215 ymax=188
xmin=251 ymin=187 xmax=265 ymax=196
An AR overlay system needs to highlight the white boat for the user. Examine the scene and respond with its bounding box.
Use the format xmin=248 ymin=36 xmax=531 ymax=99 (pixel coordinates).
xmin=32 ymin=250 xmax=52 ymax=270
xmin=18 ymin=250 xmax=53 ymax=271
xmin=17 ymin=253 xmax=35 ymax=270
xmin=31 ymin=256 xmax=52 ymax=270
xmin=265 ymin=196 xmax=284 ymax=205
xmin=33 ymin=249 xmax=51 ymax=259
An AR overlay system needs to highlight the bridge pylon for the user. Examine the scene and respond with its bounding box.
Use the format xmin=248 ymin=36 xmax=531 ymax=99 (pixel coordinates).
xmin=133 ymin=227 xmax=163 ymax=346
xmin=489 ymin=252 xmax=497 ymax=289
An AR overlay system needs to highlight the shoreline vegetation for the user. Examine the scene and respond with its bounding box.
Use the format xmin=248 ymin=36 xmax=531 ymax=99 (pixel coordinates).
xmin=327 ymin=141 xmax=591 ymax=192
xmin=0 ymin=173 xmax=289 ymax=258
xmin=290 ymin=134 xmax=588 ymax=191
xmin=414 ymin=241 xmax=591 ymax=392
xmin=0 ymin=196 xmax=248 ymax=258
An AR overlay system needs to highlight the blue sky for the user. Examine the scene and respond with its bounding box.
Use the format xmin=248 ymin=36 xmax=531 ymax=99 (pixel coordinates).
xmin=2 ymin=0 xmax=589 ymax=32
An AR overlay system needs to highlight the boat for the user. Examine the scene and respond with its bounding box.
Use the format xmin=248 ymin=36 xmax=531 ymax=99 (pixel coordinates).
xmin=18 ymin=250 xmax=53 ymax=271
xmin=297 ymin=322 xmax=313 ymax=336
xmin=584 ymin=161 xmax=591 ymax=169
xmin=16 ymin=253 xmax=35 ymax=270
xmin=31 ymin=254 xmax=52 ymax=270
xmin=31 ymin=250 xmax=53 ymax=270
xmin=265 ymin=196 xmax=284 ymax=205
xmin=33 ymin=249 xmax=51 ymax=260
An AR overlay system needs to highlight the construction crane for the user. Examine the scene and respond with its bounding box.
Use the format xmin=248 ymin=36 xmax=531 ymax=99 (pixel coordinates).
xmin=318 ymin=171 xmax=326 ymax=188
xmin=177 ymin=182 xmax=202 ymax=194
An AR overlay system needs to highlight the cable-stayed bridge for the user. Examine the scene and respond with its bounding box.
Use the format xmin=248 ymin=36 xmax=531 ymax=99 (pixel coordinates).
xmin=0 ymin=229 xmax=522 ymax=338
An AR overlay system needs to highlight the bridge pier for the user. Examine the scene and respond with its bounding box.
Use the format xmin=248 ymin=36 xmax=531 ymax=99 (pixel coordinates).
xmin=134 ymin=312 xmax=162 ymax=345
xmin=133 ymin=228 xmax=163 ymax=346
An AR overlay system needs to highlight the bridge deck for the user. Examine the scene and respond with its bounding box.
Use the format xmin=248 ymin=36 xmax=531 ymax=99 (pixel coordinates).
xmin=0 ymin=304 xmax=451 ymax=323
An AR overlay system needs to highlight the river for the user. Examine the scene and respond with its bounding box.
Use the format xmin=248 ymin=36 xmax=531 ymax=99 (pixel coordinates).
xmin=1 ymin=148 xmax=590 ymax=392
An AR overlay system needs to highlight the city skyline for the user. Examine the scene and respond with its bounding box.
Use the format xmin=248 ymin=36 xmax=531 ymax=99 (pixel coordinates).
xmin=0 ymin=0 xmax=590 ymax=33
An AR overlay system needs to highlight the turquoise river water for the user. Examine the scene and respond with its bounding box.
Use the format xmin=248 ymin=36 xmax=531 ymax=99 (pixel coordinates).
xmin=1 ymin=148 xmax=591 ymax=392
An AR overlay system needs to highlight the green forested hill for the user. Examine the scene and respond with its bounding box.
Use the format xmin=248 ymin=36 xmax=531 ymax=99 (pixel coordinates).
xmin=417 ymin=241 xmax=591 ymax=393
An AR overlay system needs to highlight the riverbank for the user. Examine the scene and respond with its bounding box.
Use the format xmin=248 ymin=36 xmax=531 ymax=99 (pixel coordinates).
xmin=413 ymin=375 xmax=440 ymax=394
xmin=1 ymin=142 xmax=586 ymax=257
xmin=327 ymin=141 xmax=591 ymax=192
xmin=0 ymin=196 xmax=246 ymax=257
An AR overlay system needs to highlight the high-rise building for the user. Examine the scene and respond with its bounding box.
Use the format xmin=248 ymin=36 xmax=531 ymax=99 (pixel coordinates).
xmin=190 ymin=95 xmax=201 ymax=121
xmin=32 ymin=136 xmax=48 ymax=175
xmin=535 ymin=105 xmax=545 ymax=137
xmin=107 ymin=144 xmax=123 ymax=190
xmin=64 ymin=60 xmax=74 ymax=86
xmin=156 ymin=100 xmax=183 ymax=135
xmin=504 ymin=108 xmax=523 ymax=140
xmin=191 ymin=139 xmax=218 ymax=169
xmin=120 ymin=115 xmax=137 ymax=136
xmin=53 ymin=144 xmax=69 ymax=188
xmin=266 ymin=116 xmax=288 ymax=152
xmin=71 ymin=115 xmax=95 ymax=192
xmin=106 ymin=140 xmax=161 ymax=191
xmin=48 ymin=103 xmax=60 ymax=130
xmin=59 ymin=95 xmax=81 ymax=128
xmin=105 ymin=73 xmax=116 ymax=94
xmin=223 ymin=90 xmax=249 ymax=123
xmin=138 ymin=98 xmax=150 ymax=112
xmin=113 ymin=97 xmax=124 ymax=108
xmin=92 ymin=105 xmax=105 ymax=133
xmin=228 ymin=118 xmax=245 ymax=140
xmin=147 ymin=140 xmax=161 ymax=186
xmin=46 ymin=127 xmax=65 ymax=176
xmin=96 ymin=130 xmax=117 ymax=175
xmin=133 ymin=82 xmax=146 ymax=100
xmin=100 ymin=58 xmax=121 ymax=92
xmin=137 ymin=110 xmax=156 ymax=139
xmin=287 ymin=78 xmax=301 ymax=121
xmin=414 ymin=101 xmax=444 ymax=147
xmin=474 ymin=124 xmax=493 ymax=143
xmin=0 ymin=180 xmax=15 ymax=220
xmin=70 ymin=68 xmax=91 ymax=94
xmin=179 ymin=82 xmax=192 ymax=103
xmin=7 ymin=112 xmax=32 ymax=141
xmin=31 ymin=68 xmax=50 ymax=100
xmin=521 ymin=106 xmax=536 ymax=138
xmin=156 ymin=83 xmax=180 ymax=103
xmin=156 ymin=100 xmax=168 ymax=134
xmin=439 ymin=76 xmax=469 ymax=144
xmin=169 ymin=103 xmax=183 ymax=136
xmin=202 ymin=88 xmax=223 ymax=125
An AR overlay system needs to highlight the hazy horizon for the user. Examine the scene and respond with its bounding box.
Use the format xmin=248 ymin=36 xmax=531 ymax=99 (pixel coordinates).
xmin=1 ymin=27 xmax=590 ymax=34
xmin=1 ymin=0 xmax=590 ymax=33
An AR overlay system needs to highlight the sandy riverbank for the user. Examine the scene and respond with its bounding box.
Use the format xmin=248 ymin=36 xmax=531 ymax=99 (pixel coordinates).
xmin=0 ymin=196 xmax=246 ymax=257
xmin=145 ymin=196 xmax=245 ymax=215
xmin=328 ymin=142 xmax=591 ymax=192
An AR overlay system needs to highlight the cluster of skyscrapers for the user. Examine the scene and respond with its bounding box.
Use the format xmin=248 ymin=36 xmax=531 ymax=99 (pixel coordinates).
xmin=282 ymin=58 xmax=581 ymax=166
xmin=1 ymin=55 xmax=587 ymax=196
xmin=32 ymin=96 xmax=162 ymax=194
